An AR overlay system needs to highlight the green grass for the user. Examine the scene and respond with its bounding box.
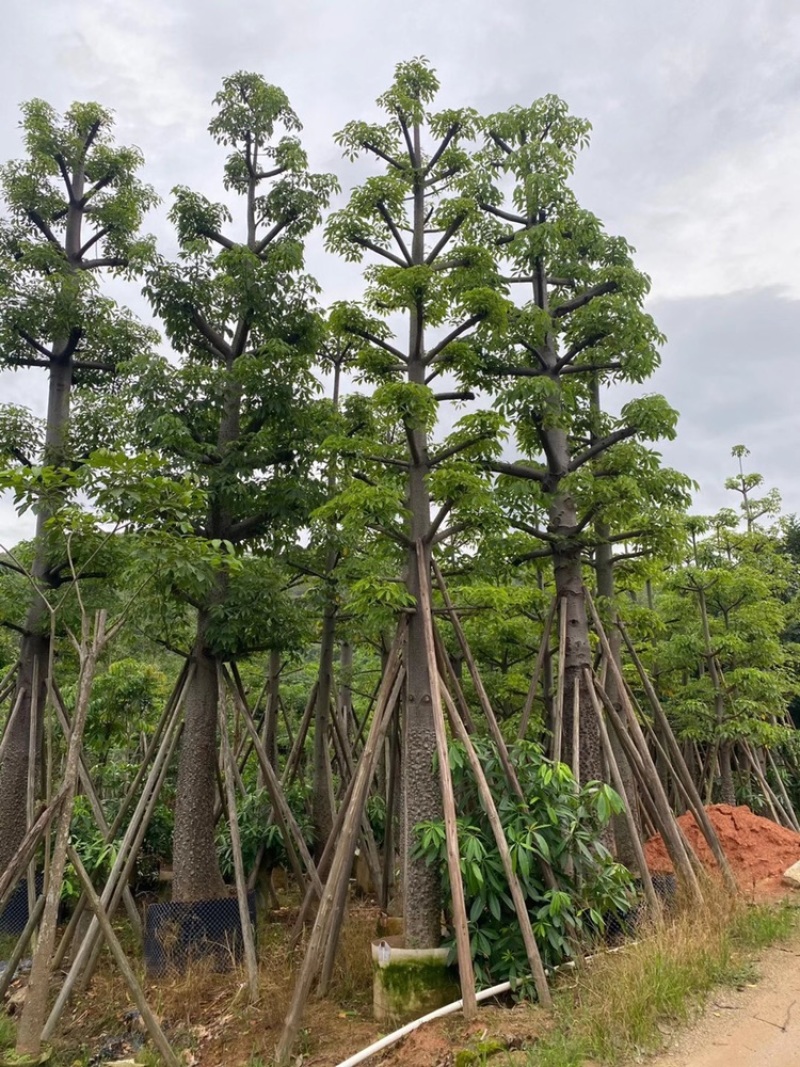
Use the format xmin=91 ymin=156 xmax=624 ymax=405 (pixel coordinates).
xmin=524 ymin=895 xmax=798 ymax=1066
xmin=0 ymin=1013 xmax=15 ymax=1052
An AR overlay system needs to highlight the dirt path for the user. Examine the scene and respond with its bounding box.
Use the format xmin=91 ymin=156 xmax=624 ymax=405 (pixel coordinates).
xmin=639 ymin=933 xmax=800 ymax=1066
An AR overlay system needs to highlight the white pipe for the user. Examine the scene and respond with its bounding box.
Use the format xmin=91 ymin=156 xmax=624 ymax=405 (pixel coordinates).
xmin=335 ymin=941 xmax=640 ymax=1067
xmin=335 ymin=981 xmax=514 ymax=1067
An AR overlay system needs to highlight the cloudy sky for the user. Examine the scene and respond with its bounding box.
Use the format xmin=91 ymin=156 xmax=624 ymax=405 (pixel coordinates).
xmin=2 ymin=0 xmax=800 ymax=546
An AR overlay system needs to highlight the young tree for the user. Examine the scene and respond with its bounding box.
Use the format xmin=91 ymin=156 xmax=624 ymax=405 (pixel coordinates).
xmin=324 ymin=58 xmax=506 ymax=947
xmin=0 ymin=100 xmax=155 ymax=876
xmin=469 ymin=98 xmax=677 ymax=783
xmin=143 ymin=73 xmax=335 ymax=901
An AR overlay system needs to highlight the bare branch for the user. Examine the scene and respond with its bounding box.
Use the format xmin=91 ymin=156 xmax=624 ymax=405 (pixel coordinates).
xmin=27 ymin=210 xmax=61 ymax=249
xmin=347 ymin=327 xmax=408 ymax=365
xmin=489 ymin=460 xmax=547 ymax=483
xmin=553 ymin=280 xmax=617 ymax=318
xmin=190 ymin=310 xmax=232 ymax=358
xmin=479 ymin=202 xmax=526 ymax=225
xmin=376 ymin=201 xmax=412 ymax=264
xmin=568 ymin=427 xmax=638 ymax=471
xmin=351 ymin=235 xmax=408 ymax=268
xmin=429 ymin=432 xmax=494 ymax=467
xmin=426 ymin=124 xmax=459 ymax=173
xmin=425 ymin=313 xmax=484 ymax=365
xmin=79 ymin=226 xmax=111 ymax=258
xmin=425 ymin=213 xmax=467 ymax=265
xmin=362 ymin=141 xmax=406 ymax=172
xmin=82 ymin=257 xmax=127 ymax=270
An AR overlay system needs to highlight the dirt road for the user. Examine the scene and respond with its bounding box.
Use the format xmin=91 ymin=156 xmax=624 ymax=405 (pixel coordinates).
xmin=641 ymin=934 xmax=800 ymax=1066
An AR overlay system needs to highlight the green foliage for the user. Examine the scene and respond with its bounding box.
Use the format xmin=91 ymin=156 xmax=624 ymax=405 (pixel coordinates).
xmin=216 ymin=782 xmax=314 ymax=877
xmin=413 ymin=739 xmax=634 ymax=991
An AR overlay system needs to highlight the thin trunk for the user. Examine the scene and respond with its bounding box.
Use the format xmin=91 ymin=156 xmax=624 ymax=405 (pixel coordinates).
xmin=311 ymin=594 xmax=337 ymax=858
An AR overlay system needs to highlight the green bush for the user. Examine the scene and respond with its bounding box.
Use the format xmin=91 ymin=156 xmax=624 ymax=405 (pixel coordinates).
xmin=216 ymin=781 xmax=314 ymax=878
xmin=413 ymin=739 xmax=635 ymax=994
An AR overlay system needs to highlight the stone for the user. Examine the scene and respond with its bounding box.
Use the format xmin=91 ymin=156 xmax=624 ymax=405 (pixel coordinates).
xmin=782 ymin=859 xmax=800 ymax=887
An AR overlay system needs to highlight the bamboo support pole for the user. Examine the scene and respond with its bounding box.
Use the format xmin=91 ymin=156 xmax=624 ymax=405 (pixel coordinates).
xmin=440 ymin=682 xmax=551 ymax=1005
xmin=766 ymin=748 xmax=800 ymax=832
xmin=0 ymin=784 xmax=67 ymax=912
xmin=592 ymin=675 xmax=703 ymax=902
xmin=517 ymin=596 xmax=557 ymax=741
xmin=583 ymin=669 xmax=660 ymax=915
xmin=381 ymin=712 xmax=400 ymax=911
xmin=274 ymin=643 xmax=406 ymax=1066
xmin=616 ymin=623 xmax=737 ymax=892
xmin=288 ymin=651 xmax=404 ymax=946
xmin=280 ymin=680 xmax=319 ymax=788
xmin=0 ymin=685 xmax=26 ymax=762
xmin=66 ymin=847 xmax=181 ymax=1067
xmin=432 ymin=560 xmax=523 ymax=802
xmin=44 ymin=710 xmax=184 ymax=1035
xmin=434 ymin=625 xmax=476 ymax=734
xmin=742 ymin=743 xmax=790 ymax=827
xmin=217 ymin=668 xmax=259 ymax=1002
xmin=225 ymin=668 xmax=322 ymax=898
xmin=571 ymin=676 xmax=580 ymax=783
xmin=50 ymin=685 xmax=142 ymax=939
xmin=415 ymin=547 xmax=477 ymax=1019
xmin=328 ymin=696 xmax=384 ymax=902
xmin=553 ymin=600 xmax=567 ymax=763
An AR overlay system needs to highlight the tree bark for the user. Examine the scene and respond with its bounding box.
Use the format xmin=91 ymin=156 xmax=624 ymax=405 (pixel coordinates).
xmin=172 ymin=616 xmax=227 ymax=902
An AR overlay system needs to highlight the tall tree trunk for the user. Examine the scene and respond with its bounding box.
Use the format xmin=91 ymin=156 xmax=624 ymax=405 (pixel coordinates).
xmin=399 ymin=120 xmax=443 ymax=949
xmin=172 ymin=614 xmax=227 ymax=902
xmin=0 ymin=173 xmax=84 ymax=877
xmin=312 ymin=604 xmax=337 ymax=859
xmin=549 ymin=483 xmax=602 ymax=785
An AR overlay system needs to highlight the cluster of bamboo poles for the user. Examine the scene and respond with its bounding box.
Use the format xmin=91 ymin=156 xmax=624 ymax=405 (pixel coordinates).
xmin=2 ymin=560 xmax=786 ymax=1065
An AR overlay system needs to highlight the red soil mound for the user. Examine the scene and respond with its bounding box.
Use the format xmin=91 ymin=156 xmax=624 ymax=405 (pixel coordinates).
xmin=643 ymin=803 xmax=800 ymax=898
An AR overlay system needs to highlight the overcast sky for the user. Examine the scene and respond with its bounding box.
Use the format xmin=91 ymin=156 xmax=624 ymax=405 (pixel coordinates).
xmin=2 ymin=0 xmax=800 ymax=546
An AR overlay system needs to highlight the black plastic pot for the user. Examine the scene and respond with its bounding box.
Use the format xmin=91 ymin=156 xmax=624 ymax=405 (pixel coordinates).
xmin=143 ymin=892 xmax=256 ymax=976
xmin=0 ymin=874 xmax=44 ymax=935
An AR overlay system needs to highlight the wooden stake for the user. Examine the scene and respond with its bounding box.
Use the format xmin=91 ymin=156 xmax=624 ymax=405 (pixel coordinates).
xmin=0 ymin=784 xmax=67 ymax=912
xmin=571 ymin=675 xmax=580 ymax=783
xmin=217 ymin=668 xmax=259 ymax=1002
xmin=583 ymin=669 xmax=660 ymax=916
xmin=553 ymin=600 xmax=567 ymax=763
xmin=616 ymin=622 xmax=737 ymax=893
xmin=592 ymin=675 xmax=703 ymax=903
xmin=432 ymin=560 xmax=523 ymax=802
xmin=419 ymin=549 xmax=477 ymax=1020
xmin=440 ymin=682 xmax=551 ymax=1005
xmin=66 ymin=847 xmax=181 ymax=1067
xmin=45 ymin=711 xmax=184 ymax=1035
xmin=517 ymin=597 xmax=557 ymax=741
xmin=274 ymin=651 xmax=405 ymax=1065
xmin=225 ymin=668 xmax=323 ymax=899
xmin=766 ymin=748 xmax=800 ymax=833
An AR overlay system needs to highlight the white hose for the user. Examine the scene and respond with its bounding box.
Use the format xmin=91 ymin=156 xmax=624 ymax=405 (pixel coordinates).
xmin=335 ymin=980 xmax=514 ymax=1067
xmin=335 ymin=940 xmax=639 ymax=1067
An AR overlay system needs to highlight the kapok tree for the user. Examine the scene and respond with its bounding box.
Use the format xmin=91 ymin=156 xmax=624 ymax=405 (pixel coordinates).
xmin=0 ymin=100 xmax=156 ymax=876
xmin=470 ymin=97 xmax=677 ymax=783
xmin=651 ymin=459 xmax=797 ymax=806
xmin=324 ymin=58 xmax=507 ymax=948
xmin=143 ymin=73 xmax=335 ymax=902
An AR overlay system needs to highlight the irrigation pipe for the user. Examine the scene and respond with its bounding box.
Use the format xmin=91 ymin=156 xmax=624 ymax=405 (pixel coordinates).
xmin=334 ymin=942 xmax=640 ymax=1067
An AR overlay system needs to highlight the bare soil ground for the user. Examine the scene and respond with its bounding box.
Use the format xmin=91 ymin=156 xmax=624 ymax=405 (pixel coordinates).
xmin=637 ymin=928 xmax=800 ymax=1067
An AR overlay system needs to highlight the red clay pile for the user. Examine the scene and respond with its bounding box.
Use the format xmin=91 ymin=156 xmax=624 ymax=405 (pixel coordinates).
xmin=644 ymin=803 xmax=800 ymax=898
